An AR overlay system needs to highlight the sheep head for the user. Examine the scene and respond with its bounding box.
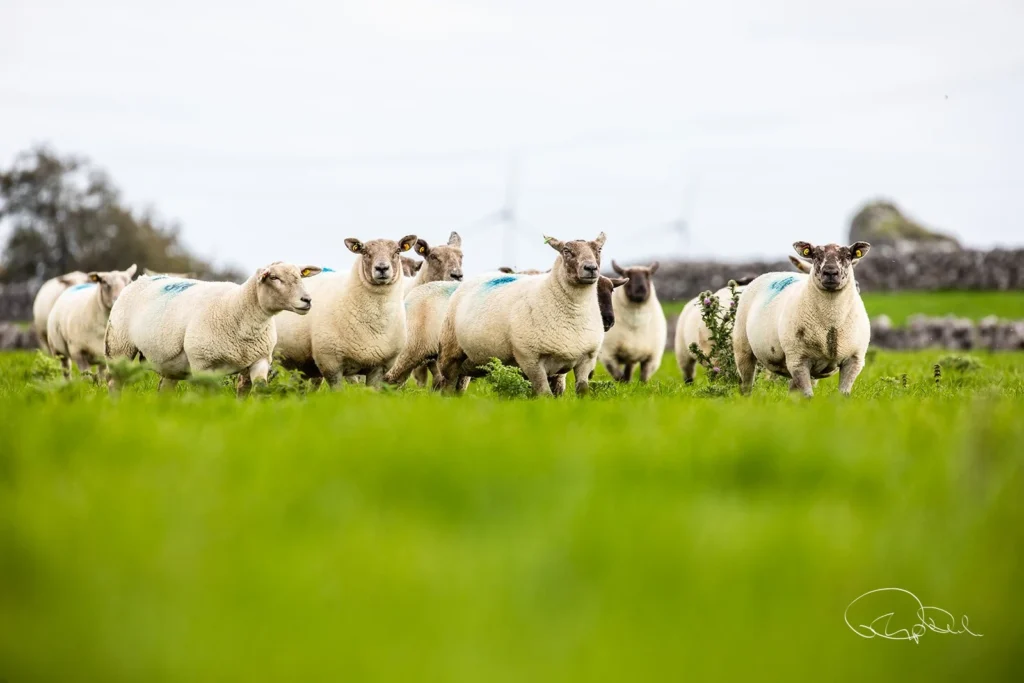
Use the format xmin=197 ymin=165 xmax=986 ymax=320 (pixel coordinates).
xmin=345 ymin=235 xmax=417 ymax=286
xmin=610 ymin=259 xmax=659 ymax=304
xmin=792 ymin=241 xmax=870 ymax=293
xmin=400 ymin=257 xmax=423 ymax=277
xmin=88 ymin=264 xmax=137 ymax=309
xmin=544 ymin=232 xmax=605 ymax=286
xmin=597 ymin=275 xmax=628 ymax=331
xmin=411 ymin=231 xmax=464 ymax=283
xmin=257 ymin=262 xmax=321 ymax=315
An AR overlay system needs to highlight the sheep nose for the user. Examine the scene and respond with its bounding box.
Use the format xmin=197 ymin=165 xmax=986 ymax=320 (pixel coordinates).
xmin=300 ymin=296 xmax=311 ymax=305
xmin=582 ymin=263 xmax=598 ymax=275
xmin=374 ymin=263 xmax=391 ymax=276
xmin=450 ymin=271 xmax=463 ymax=281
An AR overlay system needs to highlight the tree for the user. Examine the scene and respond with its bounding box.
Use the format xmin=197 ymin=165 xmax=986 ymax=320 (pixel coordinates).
xmin=0 ymin=145 xmax=242 ymax=282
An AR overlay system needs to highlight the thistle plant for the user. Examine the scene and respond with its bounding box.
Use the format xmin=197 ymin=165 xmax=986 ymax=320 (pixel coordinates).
xmin=687 ymin=280 xmax=741 ymax=384
xmin=482 ymin=358 xmax=533 ymax=399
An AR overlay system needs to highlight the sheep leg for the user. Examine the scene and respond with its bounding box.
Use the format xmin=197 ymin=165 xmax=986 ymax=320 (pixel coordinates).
xmin=786 ymin=358 xmax=814 ymax=398
xmin=620 ymin=362 xmax=635 ymax=383
xmin=456 ymin=376 xmax=471 ymax=393
xmin=838 ymin=355 xmax=864 ymax=396
xmin=309 ymin=377 xmax=323 ymax=391
xmin=735 ymin=347 xmax=757 ymax=395
xmin=236 ymin=374 xmax=253 ymax=397
xmin=518 ymin=357 xmax=552 ymax=397
xmin=365 ymin=367 xmax=384 ymax=390
xmin=639 ymin=360 xmax=656 ymax=383
xmin=602 ymin=359 xmax=624 ymax=381
xmin=412 ymin=366 xmax=429 ymax=387
xmin=680 ymin=354 xmax=697 ymax=384
xmin=158 ymin=378 xmax=179 ymax=393
xmin=426 ymin=361 xmax=441 ymax=388
xmin=57 ymin=354 xmax=72 ymax=380
xmin=438 ymin=345 xmax=467 ymax=395
xmin=573 ymin=354 xmax=598 ymax=396
xmin=383 ymin=352 xmax=420 ymax=386
xmin=548 ymin=374 xmax=566 ymax=397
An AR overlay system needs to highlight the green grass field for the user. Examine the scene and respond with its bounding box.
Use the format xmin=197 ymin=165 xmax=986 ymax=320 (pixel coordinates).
xmin=1 ymin=349 xmax=1022 ymax=681
xmin=662 ymin=290 xmax=1024 ymax=324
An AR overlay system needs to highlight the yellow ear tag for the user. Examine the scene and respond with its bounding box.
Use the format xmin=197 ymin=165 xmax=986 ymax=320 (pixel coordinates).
xmin=418 ymin=246 xmax=425 ymax=253
xmin=803 ymin=248 xmax=810 ymax=256
xmin=855 ymin=249 xmax=862 ymax=258
xmin=351 ymin=243 xmax=361 ymax=252
xmin=301 ymin=268 xmax=312 ymax=277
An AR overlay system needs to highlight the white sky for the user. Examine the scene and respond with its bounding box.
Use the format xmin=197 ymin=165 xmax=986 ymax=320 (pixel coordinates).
xmin=2 ymin=0 xmax=1022 ymax=275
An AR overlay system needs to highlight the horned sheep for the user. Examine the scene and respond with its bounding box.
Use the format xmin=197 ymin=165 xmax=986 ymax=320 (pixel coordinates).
xmin=733 ymin=241 xmax=872 ymax=397
xmin=105 ymin=263 xmax=320 ymax=395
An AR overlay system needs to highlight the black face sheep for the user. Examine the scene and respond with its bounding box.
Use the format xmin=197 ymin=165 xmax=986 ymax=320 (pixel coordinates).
xmin=599 ymin=261 xmax=666 ymax=382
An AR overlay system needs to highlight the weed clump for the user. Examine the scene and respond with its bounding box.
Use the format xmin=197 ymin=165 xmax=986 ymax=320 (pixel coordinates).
xmin=482 ymin=358 xmax=532 ymax=399
xmin=688 ymin=280 xmax=741 ymax=384
xmin=938 ymin=354 xmax=984 ymax=373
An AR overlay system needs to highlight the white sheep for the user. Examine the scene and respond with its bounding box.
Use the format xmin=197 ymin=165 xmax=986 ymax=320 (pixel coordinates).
xmin=32 ymin=271 xmax=91 ymax=353
xmin=403 ymin=231 xmax=464 ymax=295
xmin=275 ymin=235 xmax=417 ymax=388
xmin=599 ymin=260 xmax=666 ymax=382
xmin=733 ymin=241 xmax=872 ymax=397
xmin=438 ymin=232 xmax=607 ymax=396
xmin=105 ymin=263 xmax=320 ymax=395
xmin=674 ymin=278 xmax=751 ymax=383
xmin=46 ymin=265 xmax=137 ymax=375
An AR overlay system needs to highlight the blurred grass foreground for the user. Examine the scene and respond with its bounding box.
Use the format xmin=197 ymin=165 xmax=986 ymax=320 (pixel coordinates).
xmin=0 ymin=349 xmax=1022 ymax=681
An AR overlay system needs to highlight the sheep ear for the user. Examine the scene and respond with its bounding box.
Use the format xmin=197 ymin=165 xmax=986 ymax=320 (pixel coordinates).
xmin=125 ymin=264 xmax=137 ymax=278
xmin=649 ymin=261 xmax=659 ymax=274
xmin=300 ymin=266 xmax=323 ymax=278
xmin=793 ymin=241 xmax=814 ymax=259
xmin=398 ymin=235 xmax=417 ymax=252
xmin=849 ymin=241 xmax=871 ymax=262
xmin=544 ymin=236 xmax=564 ymax=252
xmin=447 ymin=231 xmax=462 ymax=247
xmin=497 ymin=266 xmax=515 ymax=273
xmin=593 ymin=232 xmax=606 ymax=248
xmin=345 ymin=239 xmax=363 ymax=254
xmin=414 ymin=238 xmax=430 ymax=257
xmin=609 ymin=276 xmax=628 ymax=288
xmin=258 ymin=268 xmax=272 ymax=282
xmin=788 ymin=255 xmax=811 ymax=274
xmin=88 ymin=272 xmax=102 ymax=283
xmin=611 ymin=260 xmax=625 ymax=275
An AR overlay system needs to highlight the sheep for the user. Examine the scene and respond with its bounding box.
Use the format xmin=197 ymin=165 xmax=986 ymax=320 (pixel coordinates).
xmin=733 ymin=241 xmax=872 ymax=397
xmin=105 ymin=263 xmax=321 ymax=395
xmin=438 ymin=232 xmax=607 ymax=397
xmin=32 ymin=271 xmax=91 ymax=353
xmin=402 ymin=231 xmax=464 ymax=295
xmin=400 ymin=257 xmax=422 ymax=278
xmin=674 ymin=276 xmax=754 ymax=383
xmin=46 ymin=265 xmax=137 ymax=376
xmin=388 ymin=270 xmax=626 ymax=391
xmin=274 ymin=235 xmax=417 ymax=388
xmin=599 ymin=260 xmax=666 ymax=382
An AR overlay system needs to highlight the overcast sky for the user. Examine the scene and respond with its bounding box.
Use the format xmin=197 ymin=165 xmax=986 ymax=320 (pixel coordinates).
xmin=2 ymin=0 xmax=1022 ymax=275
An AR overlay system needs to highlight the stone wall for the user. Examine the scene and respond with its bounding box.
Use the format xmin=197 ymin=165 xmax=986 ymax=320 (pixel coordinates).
xmin=0 ymin=280 xmax=37 ymax=323
xmin=650 ymin=246 xmax=1024 ymax=302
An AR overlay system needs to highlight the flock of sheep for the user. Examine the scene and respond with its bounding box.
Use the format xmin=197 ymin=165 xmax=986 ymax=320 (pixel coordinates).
xmin=31 ymin=231 xmax=873 ymax=398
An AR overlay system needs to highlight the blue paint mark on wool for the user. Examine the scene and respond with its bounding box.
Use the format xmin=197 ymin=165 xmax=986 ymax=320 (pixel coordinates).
xmin=320 ymin=267 xmax=334 ymax=273
xmin=149 ymin=275 xmax=168 ymax=280
xmin=763 ymin=275 xmax=798 ymax=306
xmin=482 ymin=275 xmax=517 ymax=290
xmin=162 ymin=281 xmax=196 ymax=295
xmin=68 ymin=283 xmax=96 ymax=292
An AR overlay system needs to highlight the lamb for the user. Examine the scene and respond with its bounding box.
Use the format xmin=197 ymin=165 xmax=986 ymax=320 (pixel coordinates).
xmin=733 ymin=241 xmax=872 ymax=397
xmin=438 ymin=232 xmax=607 ymax=396
xmin=674 ymin=276 xmax=754 ymax=383
xmin=386 ymin=272 xmax=627 ymax=390
xmin=275 ymin=236 xmax=417 ymax=388
xmin=32 ymin=271 xmax=91 ymax=353
xmin=402 ymin=232 xmax=464 ymax=295
xmin=105 ymin=263 xmax=320 ymax=395
xmin=599 ymin=261 xmax=666 ymax=382
xmin=46 ymin=265 xmax=137 ymax=376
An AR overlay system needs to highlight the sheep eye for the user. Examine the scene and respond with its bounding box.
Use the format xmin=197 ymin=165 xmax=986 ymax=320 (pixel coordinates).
xmin=269 ymin=275 xmax=280 ymax=282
